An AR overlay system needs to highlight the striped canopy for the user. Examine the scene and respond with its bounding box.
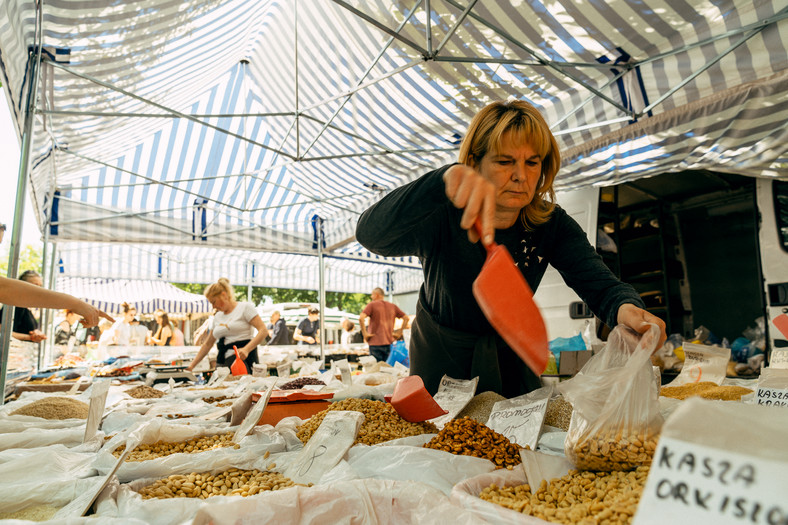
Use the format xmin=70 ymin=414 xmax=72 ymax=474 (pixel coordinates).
xmin=56 ymin=276 xmax=212 ymax=317
xmin=0 ymin=0 xmax=786 ymax=290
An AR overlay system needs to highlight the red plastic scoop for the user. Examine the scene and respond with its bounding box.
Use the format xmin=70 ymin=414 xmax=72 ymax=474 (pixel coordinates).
xmin=472 ymin=220 xmax=550 ymax=375
xmin=230 ymin=346 xmax=249 ymax=376
xmin=390 ymin=376 xmax=447 ymax=422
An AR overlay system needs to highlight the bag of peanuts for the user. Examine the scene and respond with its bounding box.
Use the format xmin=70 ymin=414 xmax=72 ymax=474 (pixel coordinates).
xmin=558 ymin=324 xmax=663 ymax=471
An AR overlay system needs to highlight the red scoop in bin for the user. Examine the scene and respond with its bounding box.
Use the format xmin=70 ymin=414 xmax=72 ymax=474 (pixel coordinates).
xmin=390 ymin=376 xmax=447 ymax=422
xmin=230 ymin=346 xmax=248 ymax=376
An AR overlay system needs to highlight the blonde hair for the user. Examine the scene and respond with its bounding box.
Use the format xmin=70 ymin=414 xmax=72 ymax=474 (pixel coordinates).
xmin=204 ymin=278 xmax=234 ymax=300
xmin=458 ymin=100 xmax=559 ymax=229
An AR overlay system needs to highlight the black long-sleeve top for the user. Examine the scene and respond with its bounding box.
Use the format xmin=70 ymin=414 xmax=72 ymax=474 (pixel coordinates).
xmin=356 ymin=165 xmax=644 ymax=334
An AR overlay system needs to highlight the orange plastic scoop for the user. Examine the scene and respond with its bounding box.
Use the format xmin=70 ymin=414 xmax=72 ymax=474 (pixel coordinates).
xmin=472 ymin=220 xmax=550 ymax=375
xmin=390 ymin=375 xmax=447 ymax=422
xmin=230 ymin=346 xmax=249 ymax=376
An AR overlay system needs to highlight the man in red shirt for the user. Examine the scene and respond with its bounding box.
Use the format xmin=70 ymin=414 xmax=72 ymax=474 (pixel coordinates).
xmin=359 ymin=287 xmax=409 ymax=362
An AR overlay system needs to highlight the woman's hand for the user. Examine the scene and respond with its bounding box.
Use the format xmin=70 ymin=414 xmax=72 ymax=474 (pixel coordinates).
xmin=616 ymin=303 xmax=667 ymax=351
xmin=443 ymin=165 xmax=496 ymax=245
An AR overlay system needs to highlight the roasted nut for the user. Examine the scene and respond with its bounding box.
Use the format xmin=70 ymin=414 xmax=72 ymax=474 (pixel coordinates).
xmin=112 ymin=432 xmax=236 ymax=462
xmin=568 ymin=428 xmax=659 ymax=472
xmin=423 ymin=417 xmax=522 ymax=469
xmin=137 ymin=468 xmax=302 ymax=500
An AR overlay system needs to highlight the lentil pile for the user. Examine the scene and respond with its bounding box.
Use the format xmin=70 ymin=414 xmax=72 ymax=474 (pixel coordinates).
xmin=0 ymin=505 xmax=60 ymax=521
xmin=659 ymin=382 xmax=753 ymax=401
xmin=480 ymin=466 xmax=650 ymax=525
xmin=424 ymin=416 xmax=522 ymax=469
xmin=296 ymin=398 xmax=437 ymax=446
xmin=544 ymin=397 xmax=573 ymax=431
xmin=10 ymin=396 xmax=89 ymax=420
xmin=280 ymin=377 xmax=326 ymax=390
xmin=112 ymin=432 xmax=238 ymax=462
xmin=125 ymin=385 xmax=166 ymax=399
xmin=456 ymin=391 xmax=505 ymax=423
xmin=137 ymin=468 xmax=298 ymax=499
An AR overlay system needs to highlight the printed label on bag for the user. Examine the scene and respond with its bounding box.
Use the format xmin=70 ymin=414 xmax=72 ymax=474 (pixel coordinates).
xmin=668 ymin=343 xmax=730 ymax=387
xmin=633 ymin=436 xmax=788 ymax=525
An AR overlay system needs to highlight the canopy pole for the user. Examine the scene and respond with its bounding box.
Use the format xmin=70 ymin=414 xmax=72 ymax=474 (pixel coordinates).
xmin=318 ymin=221 xmax=326 ymax=366
xmin=1 ymin=34 xmax=43 ymax=404
xmin=41 ymin=241 xmax=58 ymax=369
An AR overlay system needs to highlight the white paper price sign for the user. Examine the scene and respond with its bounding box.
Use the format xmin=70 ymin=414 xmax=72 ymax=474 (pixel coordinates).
xmin=770 ymin=349 xmax=788 ymax=369
xmin=334 ymin=358 xmax=353 ymax=387
xmin=487 ymin=387 xmax=551 ymax=450
xmin=277 ymin=363 xmax=291 ymax=379
xmin=207 ymin=367 xmax=230 ymax=387
xmin=283 ymin=410 xmax=363 ymax=485
xmin=755 ymin=387 xmax=788 ymax=408
xmin=83 ymin=380 xmax=111 ymax=443
xmin=429 ymin=375 xmax=478 ymax=429
xmin=233 ymin=383 xmax=274 ymax=443
xmin=633 ymin=436 xmax=788 ymax=525
xmin=668 ymin=343 xmax=730 ymax=387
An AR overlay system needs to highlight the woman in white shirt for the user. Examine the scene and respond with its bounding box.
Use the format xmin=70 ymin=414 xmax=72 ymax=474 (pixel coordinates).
xmin=186 ymin=278 xmax=268 ymax=374
xmin=108 ymin=302 xmax=136 ymax=346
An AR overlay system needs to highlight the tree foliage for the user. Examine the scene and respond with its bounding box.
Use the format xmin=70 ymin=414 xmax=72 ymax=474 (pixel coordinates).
xmin=170 ymin=282 xmax=369 ymax=315
xmin=0 ymin=243 xmax=44 ymax=277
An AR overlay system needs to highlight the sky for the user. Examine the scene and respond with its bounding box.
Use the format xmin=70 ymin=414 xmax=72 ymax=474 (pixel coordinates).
xmin=1 ymin=88 xmax=43 ymax=252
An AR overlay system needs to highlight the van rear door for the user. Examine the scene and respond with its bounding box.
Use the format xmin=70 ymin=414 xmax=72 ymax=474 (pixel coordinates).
xmin=757 ymin=179 xmax=788 ymax=353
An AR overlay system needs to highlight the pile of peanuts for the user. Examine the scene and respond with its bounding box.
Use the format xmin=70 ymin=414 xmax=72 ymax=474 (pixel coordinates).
xmin=480 ymin=466 xmax=650 ymax=524
xmin=296 ymin=398 xmax=437 ymax=446
xmin=112 ymin=432 xmax=238 ymax=462
xmin=424 ymin=417 xmax=522 ymax=469
xmin=568 ymin=428 xmax=659 ymax=471
xmin=137 ymin=466 xmax=297 ymax=499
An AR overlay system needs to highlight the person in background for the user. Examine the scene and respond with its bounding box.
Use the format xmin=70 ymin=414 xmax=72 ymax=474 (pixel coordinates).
xmin=129 ymin=317 xmax=150 ymax=346
xmin=54 ymin=309 xmax=82 ymax=345
xmin=340 ymin=318 xmax=355 ymax=349
xmin=359 ymin=287 xmax=409 ymax=362
xmin=0 ymin=270 xmax=48 ymax=342
xmin=149 ymin=309 xmax=173 ymax=346
xmin=171 ymin=323 xmax=185 ymax=346
xmin=293 ymin=307 xmax=320 ymax=345
xmin=266 ymin=310 xmax=290 ymax=346
xmin=107 ymin=302 xmax=136 ymax=346
xmin=193 ymin=313 xmax=214 ymax=347
xmin=356 ymin=99 xmax=666 ymax=396
xmin=186 ymin=278 xmax=268 ymax=373
xmin=0 ymin=276 xmax=112 ymax=328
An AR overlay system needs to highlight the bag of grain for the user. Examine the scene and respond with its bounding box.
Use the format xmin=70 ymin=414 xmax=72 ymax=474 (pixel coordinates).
xmin=559 ymin=324 xmax=663 ymax=471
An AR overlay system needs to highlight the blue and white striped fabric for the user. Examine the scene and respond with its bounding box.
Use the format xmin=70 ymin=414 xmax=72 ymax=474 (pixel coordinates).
xmin=55 ymin=276 xmax=212 ymax=317
xmin=0 ymin=0 xmax=785 ymax=289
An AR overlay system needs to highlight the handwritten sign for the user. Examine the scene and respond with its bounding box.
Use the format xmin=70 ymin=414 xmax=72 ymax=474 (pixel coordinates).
xmin=756 ymin=387 xmax=788 ymax=408
xmin=429 ymin=375 xmax=478 ymax=429
xmin=487 ymin=386 xmax=551 ymax=450
xmin=276 ymin=363 xmax=291 ymax=379
xmin=770 ymin=349 xmax=788 ymax=369
xmin=283 ymin=410 xmax=363 ymax=485
xmin=334 ymin=358 xmax=353 ymax=387
xmin=633 ymin=436 xmax=788 ymax=525
xmin=83 ymin=380 xmax=111 ymax=443
xmin=207 ymin=367 xmax=230 ymax=387
xmin=667 ymin=343 xmax=730 ymax=387
xmin=233 ymin=383 xmax=274 ymax=443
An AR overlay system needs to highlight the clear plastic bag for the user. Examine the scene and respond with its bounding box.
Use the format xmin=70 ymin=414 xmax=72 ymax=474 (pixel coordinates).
xmin=558 ymin=324 xmax=663 ymax=471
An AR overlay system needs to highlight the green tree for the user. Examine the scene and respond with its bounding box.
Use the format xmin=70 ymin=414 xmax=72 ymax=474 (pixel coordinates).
xmin=0 ymin=243 xmax=43 ymax=277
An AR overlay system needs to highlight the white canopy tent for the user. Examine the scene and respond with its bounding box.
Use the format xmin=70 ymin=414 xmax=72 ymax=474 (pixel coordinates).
xmin=1 ymin=0 xmax=786 ymax=395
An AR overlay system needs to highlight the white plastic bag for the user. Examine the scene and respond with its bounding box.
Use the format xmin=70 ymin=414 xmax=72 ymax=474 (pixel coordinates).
xmin=559 ymin=324 xmax=663 ymax=471
xmin=0 ymin=446 xmax=97 ymax=482
xmin=0 ymin=477 xmax=105 ymax=516
xmin=0 ymin=425 xmax=100 ymax=451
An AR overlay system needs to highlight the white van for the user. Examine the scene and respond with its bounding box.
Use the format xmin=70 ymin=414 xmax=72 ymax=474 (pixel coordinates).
xmin=534 ymin=172 xmax=788 ymax=359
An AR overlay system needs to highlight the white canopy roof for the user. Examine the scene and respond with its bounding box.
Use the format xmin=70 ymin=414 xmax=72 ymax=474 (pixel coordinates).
xmin=0 ymin=0 xmax=785 ymax=290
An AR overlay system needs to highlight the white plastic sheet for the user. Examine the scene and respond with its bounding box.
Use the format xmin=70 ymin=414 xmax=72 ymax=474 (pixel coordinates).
xmin=93 ymin=418 xmax=291 ymax=482
xmin=0 ymin=425 xmax=104 ymax=451
xmin=191 ymin=478 xmax=483 ymax=525
xmin=0 ymin=446 xmax=97 ymax=481
xmin=0 ymin=477 xmax=105 ymax=515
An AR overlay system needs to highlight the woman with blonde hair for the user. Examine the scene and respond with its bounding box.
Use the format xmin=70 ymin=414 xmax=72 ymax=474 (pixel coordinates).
xmin=356 ymin=99 xmax=665 ymax=397
xmin=186 ymin=278 xmax=268 ymax=373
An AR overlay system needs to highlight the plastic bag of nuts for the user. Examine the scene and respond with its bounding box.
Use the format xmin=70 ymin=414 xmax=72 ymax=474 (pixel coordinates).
xmin=558 ymin=324 xmax=663 ymax=471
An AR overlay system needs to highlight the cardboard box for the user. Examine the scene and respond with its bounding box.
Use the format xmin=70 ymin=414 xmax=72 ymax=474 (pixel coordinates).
xmin=558 ymin=350 xmax=593 ymax=376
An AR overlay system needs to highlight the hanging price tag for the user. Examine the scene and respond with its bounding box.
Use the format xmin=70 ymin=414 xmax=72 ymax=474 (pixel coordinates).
xmin=83 ymin=380 xmax=111 ymax=443
xmin=277 ymin=363 xmax=291 ymax=379
xmin=283 ymin=410 xmax=363 ymax=485
xmin=334 ymin=358 xmax=353 ymax=387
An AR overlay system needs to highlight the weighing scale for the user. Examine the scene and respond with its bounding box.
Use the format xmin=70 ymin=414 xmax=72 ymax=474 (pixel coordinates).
xmin=144 ymin=365 xmax=197 ymax=384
